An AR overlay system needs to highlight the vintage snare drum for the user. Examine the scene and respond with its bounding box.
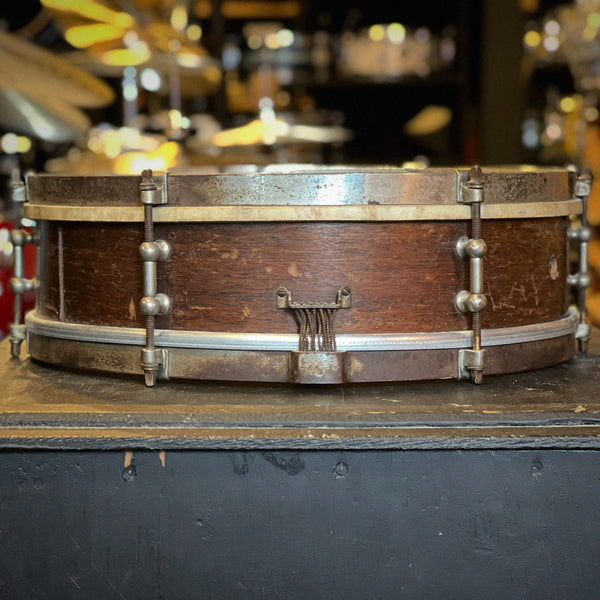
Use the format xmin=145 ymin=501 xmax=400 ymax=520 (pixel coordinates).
xmin=17 ymin=166 xmax=589 ymax=385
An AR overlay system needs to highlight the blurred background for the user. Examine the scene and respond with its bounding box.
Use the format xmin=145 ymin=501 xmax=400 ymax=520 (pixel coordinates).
xmin=1 ymin=0 xmax=600 ymax=336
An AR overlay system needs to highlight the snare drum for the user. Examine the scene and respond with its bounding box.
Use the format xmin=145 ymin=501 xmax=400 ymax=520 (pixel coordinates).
xmin=20 ymin=166 xmax=584 ymax=384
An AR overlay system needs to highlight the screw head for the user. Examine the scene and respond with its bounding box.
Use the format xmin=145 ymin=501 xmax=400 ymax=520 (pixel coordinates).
xmin=334 ymin=461 xmax=348 ymax=476
xmin=122 ymin=464 xmax=137 ymax=481
xmin=468 ymin=165 xmax=484 ymax=187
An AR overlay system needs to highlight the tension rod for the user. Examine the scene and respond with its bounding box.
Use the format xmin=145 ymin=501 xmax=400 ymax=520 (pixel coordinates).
xmin=455 ymin=165 xmax=487 ymax=384
xmin=139 ymin=169 xmax=170 ymax=386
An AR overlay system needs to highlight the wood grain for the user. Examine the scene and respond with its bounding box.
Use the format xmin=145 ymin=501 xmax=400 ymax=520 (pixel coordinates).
xmin=36 ymin=218 xmax=568 ymax=333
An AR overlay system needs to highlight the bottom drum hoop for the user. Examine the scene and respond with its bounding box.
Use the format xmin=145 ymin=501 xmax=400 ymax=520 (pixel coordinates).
xmin=25 ymin=310 xmax=579 ymax=384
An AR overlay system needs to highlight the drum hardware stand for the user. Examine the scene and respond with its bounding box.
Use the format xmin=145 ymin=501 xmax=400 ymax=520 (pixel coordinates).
xmin=276 ymin=286 xmax=351 ymax=383
xmin=455 ymin=166 xmax=487 ymax=384
xmin=569 ymin=168 xmax=592 ymax=353
xmin=8 ymin=170 xmax=36 ymax=359
xmin=139 ymin=169 xmax=170 ymax=387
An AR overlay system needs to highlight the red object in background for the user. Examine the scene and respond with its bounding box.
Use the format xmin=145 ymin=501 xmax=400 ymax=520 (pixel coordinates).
xmin=0 ymin=219 xmax=36 ymax=340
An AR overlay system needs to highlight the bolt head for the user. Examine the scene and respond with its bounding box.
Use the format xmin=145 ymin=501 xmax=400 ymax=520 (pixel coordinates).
xmin=334 ymin=462 xmax=348 ymax=476
xmin=468 ymin=165 xmax=484 ymax=187
xmin=122 ymin=464 xmax=137 ymax=480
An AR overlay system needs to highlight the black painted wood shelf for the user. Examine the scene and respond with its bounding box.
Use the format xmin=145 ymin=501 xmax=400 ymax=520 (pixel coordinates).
xmin=1 ymin=332 xmax=599 ymax=450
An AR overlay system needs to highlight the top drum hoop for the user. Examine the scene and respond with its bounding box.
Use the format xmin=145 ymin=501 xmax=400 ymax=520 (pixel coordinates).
xmin=15 ymin=165 xmax=587 ymax=385
xmin=24 ymin=165 xmax=579 ymax=221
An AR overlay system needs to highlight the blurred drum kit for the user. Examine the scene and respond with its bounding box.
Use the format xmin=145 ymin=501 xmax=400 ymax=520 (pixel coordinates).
xmin=0 ymin=0 xmax=352 ymax=170
xmin=0 ymin=1 xmax=597 ymax=389
xmin=0 ymin=28 xmax=115 ymax=143
xmin=0 ymin=1 xmax=463 ymax=172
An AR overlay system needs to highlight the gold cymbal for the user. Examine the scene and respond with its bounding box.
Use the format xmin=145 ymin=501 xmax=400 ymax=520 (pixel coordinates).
xmin=0 ymin=29 xmax=115 ymax=108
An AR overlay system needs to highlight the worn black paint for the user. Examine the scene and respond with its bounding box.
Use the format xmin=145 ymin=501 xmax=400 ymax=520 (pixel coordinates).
xmin=3 ymin=335 xmax=600 ymax=450
xmin=1 ymin=449 xmax=600 ymax=599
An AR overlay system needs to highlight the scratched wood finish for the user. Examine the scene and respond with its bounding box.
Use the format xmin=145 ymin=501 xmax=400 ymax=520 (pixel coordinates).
xmin=35 ymin=218 xmax=568 ymax=333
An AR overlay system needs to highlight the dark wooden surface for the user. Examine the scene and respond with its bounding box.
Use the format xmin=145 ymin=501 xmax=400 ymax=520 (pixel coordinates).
xmin=2 ymin=448 xmax=600 ymax=600
xmin=38 ymin=218 xmax=568 ymax=332
xmin=1 ymin=329 xmax=599 ymax=449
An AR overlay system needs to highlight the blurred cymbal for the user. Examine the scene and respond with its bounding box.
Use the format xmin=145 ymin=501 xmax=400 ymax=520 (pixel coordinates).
xmin=45 ymin=0 xmax=220 ymax=83
xmin=45 ymin=151 xmax=116 ymax=174
xmin=404 ymin=105 xmax=453 ymax=137
xmin=127 ymin=0 xmax=165 ymax=7
xmin=0 ymin=30 xmax=115 ymax=108
xmin=193 ymin=0 xmax=302 ymax=19
xmin=0 ymin=88 xmax=90 ymax=143
xmin=40 ymin=0 xmax=136 ymax=29
xmin=45 ymin=141 xmax=183 ymax=174
xmin=63 ymin=49 xmax=221 ymax=97
xmin=197 ymin=118 xmax=352 ymax=149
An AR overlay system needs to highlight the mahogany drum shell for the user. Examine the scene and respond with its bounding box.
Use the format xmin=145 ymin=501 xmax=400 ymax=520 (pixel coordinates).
xmin=35 ymin=218 xmax=569 ymax=334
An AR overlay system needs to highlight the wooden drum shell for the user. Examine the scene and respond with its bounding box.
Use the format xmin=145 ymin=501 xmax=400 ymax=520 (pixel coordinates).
xmin=36 ymin=218 xmax=569 ymax=333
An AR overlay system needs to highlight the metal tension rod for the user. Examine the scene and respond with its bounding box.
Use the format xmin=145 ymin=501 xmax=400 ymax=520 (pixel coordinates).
xmin=139 ymin=169 xmax=170 ymax=386
xmin=9 ymin=170 xmax=36 ymax=358
xmin=455 ymin=165 xmax=487 ymax=384
xmin=568 ymin=168 xmax=592 ymax=352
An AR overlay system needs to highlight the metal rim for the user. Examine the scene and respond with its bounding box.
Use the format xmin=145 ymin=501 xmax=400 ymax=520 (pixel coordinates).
xmin=25 ymin=167 xmax=576 ymax=215
xmin=25 ymin=309 xmax=580 ymax=352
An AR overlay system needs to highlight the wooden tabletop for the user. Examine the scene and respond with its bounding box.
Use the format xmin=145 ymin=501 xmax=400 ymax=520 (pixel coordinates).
xmin=1 ymin=333 xmax=599 ymax=450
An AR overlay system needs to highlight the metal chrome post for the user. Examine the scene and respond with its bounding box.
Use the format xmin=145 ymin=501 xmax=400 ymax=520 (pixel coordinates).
xmin=8 ymin=170 xmax=35 ymax=358
xmin=456 ymin=166 xmax=487 ymax=383
xmin=569 ymin=169 xmax=592 ymax=352
xmin=139 ymin=169 xmax=170 ymax=386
